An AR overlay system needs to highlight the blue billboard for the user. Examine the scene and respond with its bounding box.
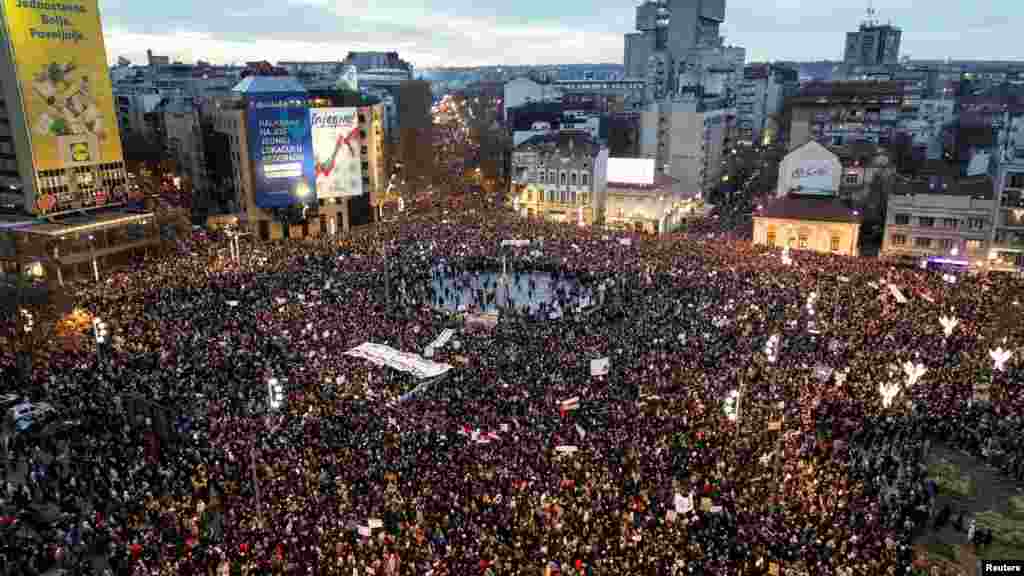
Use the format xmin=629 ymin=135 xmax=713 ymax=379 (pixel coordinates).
xmin=247 ymin=94 xmax=315 ymax=208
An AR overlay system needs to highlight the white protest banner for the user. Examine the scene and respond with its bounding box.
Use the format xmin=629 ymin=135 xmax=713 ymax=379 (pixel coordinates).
xmin=465 ymin=312 xmax=499 ymax=330
xmin=590 ymin=357 xmax=610 ymax=377
xmin=357 ymin=526 xmax=370 ymax=538
xmin=559 ymin=397 xmax=580 ymax=412
xmin=368 ymin=518 xmax=383 ymax=530
xmin=226 ymin=300 xmax=239 ymax=307
xmin=345 ymin=342 xmax=453 ymax=379
xmin=555 ymin=445 xmax=579 ymax=455
xmin=710 ymin=505 xmax=723 ymax=514
xmin=618 ymin=238 xmax=632 ymax=246
xmin=888 ymin=285 xmax=908 ymax=303
xmin=674 ymin=492 xmax=693 ymax=514
xmin=427 ymin=328 xmax=455 ymax=352
xmin=500 ymin=239 xmax=531 ymax=247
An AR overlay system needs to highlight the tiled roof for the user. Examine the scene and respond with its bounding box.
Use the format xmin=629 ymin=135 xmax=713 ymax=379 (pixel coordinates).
xmin=756 ymin=195 xmax=862 ymax=223
xmin=232 ymin=76 xmax=308 ymax=94
xmin=515 ymin=132 xmax=603 ymax=157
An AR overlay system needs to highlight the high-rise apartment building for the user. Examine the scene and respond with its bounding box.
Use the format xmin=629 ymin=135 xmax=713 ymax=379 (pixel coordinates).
xmin=843 ymin=10 xmax=902 ymax=68
xmin=0 ymin=0 xmax=128 ymax=215
xmin=640 ymin=99 xmax=733 ymax=196
xmin=397 ymin=80 xmax=434 ymax=191
xmin=623 ymin=0 xmax=733 ymax=101
xmin=736 ymin=64 xmax=798 ymax=146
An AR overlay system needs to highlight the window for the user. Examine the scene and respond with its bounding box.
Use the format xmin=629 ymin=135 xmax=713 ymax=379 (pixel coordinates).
xmin=918 ymin=217 xmax=934 ymax=227
xmin=830 ymin=235 xmax=841 ymax=252
xmin=570 ymin=172 xmax=577 ymax=186
xmin=581 ymin=172 xmax=588 ymax=187
xmin=943 ymin=218 xmax=958 ymax=229
xmin=967 ymin=217 xmax=986 ymax=230
xmin=548 ymin=170 xmax=556 ymax=184
xmin=766 ymin=229 xmax=776 ymax=247
xmin=1008 ymin=173 xmax=1024 ymax=189
xmin=914 ymin=237 xmax=931 ymax=248
xmin=939 ymin=238 xmax=954 ymax=251
xmin=892 ymin=234 xmax=907 ymax=246
xmin=844 ymin=174 xmax=859 ymax=185
xmin=894 ymin=214 xmax=910 ymax=225
xmin=966 ymin=239 xmax=983 ymax=252
xmin=560 ymin=171 xmax=567 ymax=186
xmin=798 ymin=234 xmax=808 ymax=249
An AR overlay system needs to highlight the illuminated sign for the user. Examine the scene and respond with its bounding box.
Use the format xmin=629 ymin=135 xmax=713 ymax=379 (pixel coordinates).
xmin=246 ymin=94 xmax=314 ymax=208
xmin=790 ymin=160 xmax=835 ymax=195
xmin=1 ymin=0 xmax=123 ymax=172
xmin=607 ymin=157 xmax=655 ymax=186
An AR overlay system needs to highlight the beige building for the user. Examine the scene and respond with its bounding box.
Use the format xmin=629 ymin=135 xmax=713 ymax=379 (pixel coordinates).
xmin=881 ymin=174 xmax=994 ymax=267
xmin=753 ymin=195 xmax=862 ymax=256
xmin=204 ymin=91 xmax=387 ymax=241
xmin=510 ymin=132 xmax=609 ymax=225
xmin=602 ymin=158 xmax=706 ymax=234
xmin=639 ymin=100 xmax=733 ymax=196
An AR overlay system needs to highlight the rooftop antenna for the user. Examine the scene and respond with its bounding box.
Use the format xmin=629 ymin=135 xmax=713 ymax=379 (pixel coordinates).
xmin=864 ymin=0 xmax=877 ymax=26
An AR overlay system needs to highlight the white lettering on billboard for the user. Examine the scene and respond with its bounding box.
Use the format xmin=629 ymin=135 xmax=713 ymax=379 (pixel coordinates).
xmin=310 ymin=107 xmax=363 ymax=199
xmin=791 ymin=160 xmax=834 ymax=194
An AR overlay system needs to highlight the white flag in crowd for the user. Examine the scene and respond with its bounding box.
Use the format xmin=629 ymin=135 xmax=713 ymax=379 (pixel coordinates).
xmin=590 ymin=357 xmax=610 ymax=377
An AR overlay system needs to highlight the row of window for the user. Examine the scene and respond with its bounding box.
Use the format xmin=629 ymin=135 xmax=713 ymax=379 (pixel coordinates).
xmin=893 ymin=214 xmax=987 ymax=229
xmin=523 ymin=188 xmax=589 ymax=206
xmin=766 ymin=231 xmax=844 ymax=252
xmin=890 ymin=236 xmax=984 ymax=251
xmin=526 ymin=169 xmax=589 ymax=187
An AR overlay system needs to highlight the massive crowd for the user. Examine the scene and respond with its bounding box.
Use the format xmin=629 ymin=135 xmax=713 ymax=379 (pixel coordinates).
xmin=1 ymin=204 xmax=1022 ymax=575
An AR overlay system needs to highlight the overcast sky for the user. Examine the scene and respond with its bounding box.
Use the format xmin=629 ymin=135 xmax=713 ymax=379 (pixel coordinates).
xmin=98 ymin=0 xmax=1022 ymax=68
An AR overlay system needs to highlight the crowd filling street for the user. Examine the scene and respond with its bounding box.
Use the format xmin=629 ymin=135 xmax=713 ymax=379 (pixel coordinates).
xmin=1 ymin=201 xmax=1023 ymax=575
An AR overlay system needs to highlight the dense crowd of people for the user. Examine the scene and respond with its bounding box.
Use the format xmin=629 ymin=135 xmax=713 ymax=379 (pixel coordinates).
xmin=1 ymin=202 xmax=1022 ymax=575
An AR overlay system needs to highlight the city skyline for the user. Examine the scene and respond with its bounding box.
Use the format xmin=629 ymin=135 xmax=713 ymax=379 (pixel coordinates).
xmin=99 ymin=0 xmax=1024 ymax=68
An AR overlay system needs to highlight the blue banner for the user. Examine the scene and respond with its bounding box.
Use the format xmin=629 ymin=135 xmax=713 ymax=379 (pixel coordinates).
xmin=247 ymin=94 xmax=315 ymax=209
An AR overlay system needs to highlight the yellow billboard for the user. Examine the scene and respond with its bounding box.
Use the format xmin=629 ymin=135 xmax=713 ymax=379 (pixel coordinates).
xmin=1 ymin=0 xmax=123 ymax=172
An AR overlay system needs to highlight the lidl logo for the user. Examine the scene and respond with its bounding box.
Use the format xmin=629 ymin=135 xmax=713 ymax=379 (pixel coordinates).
xmin=69 ymin=142 xmax=91 ymax=163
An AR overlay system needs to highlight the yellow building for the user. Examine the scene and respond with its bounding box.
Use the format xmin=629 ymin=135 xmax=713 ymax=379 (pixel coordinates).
xmin=0 ymin=0 xmax=128 ymax=214
xmin=753 ymin=196 xmax=862 ymax=256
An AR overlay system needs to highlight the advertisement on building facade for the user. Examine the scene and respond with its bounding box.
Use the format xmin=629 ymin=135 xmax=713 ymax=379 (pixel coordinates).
xmin=1 ymin=0 xmax=123 ymax=172
xmin=791 ymin=160 xmax=835 ymax=195
xmin=247 ymin=94 xmax=315 ymax=208
xmin=309 ymin=107 xmax=362 ymax=199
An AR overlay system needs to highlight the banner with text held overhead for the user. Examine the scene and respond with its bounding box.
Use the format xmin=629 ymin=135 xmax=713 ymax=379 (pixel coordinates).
xmin=1 ymin=0 xmax=124 ymax=173
xmin=310 ymin=107 xmax=363 ymax=199
xmin=247 ymin=94 xmax=315 ymax=208
xmin=345 ymin=342 xmax=453 ymax=380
